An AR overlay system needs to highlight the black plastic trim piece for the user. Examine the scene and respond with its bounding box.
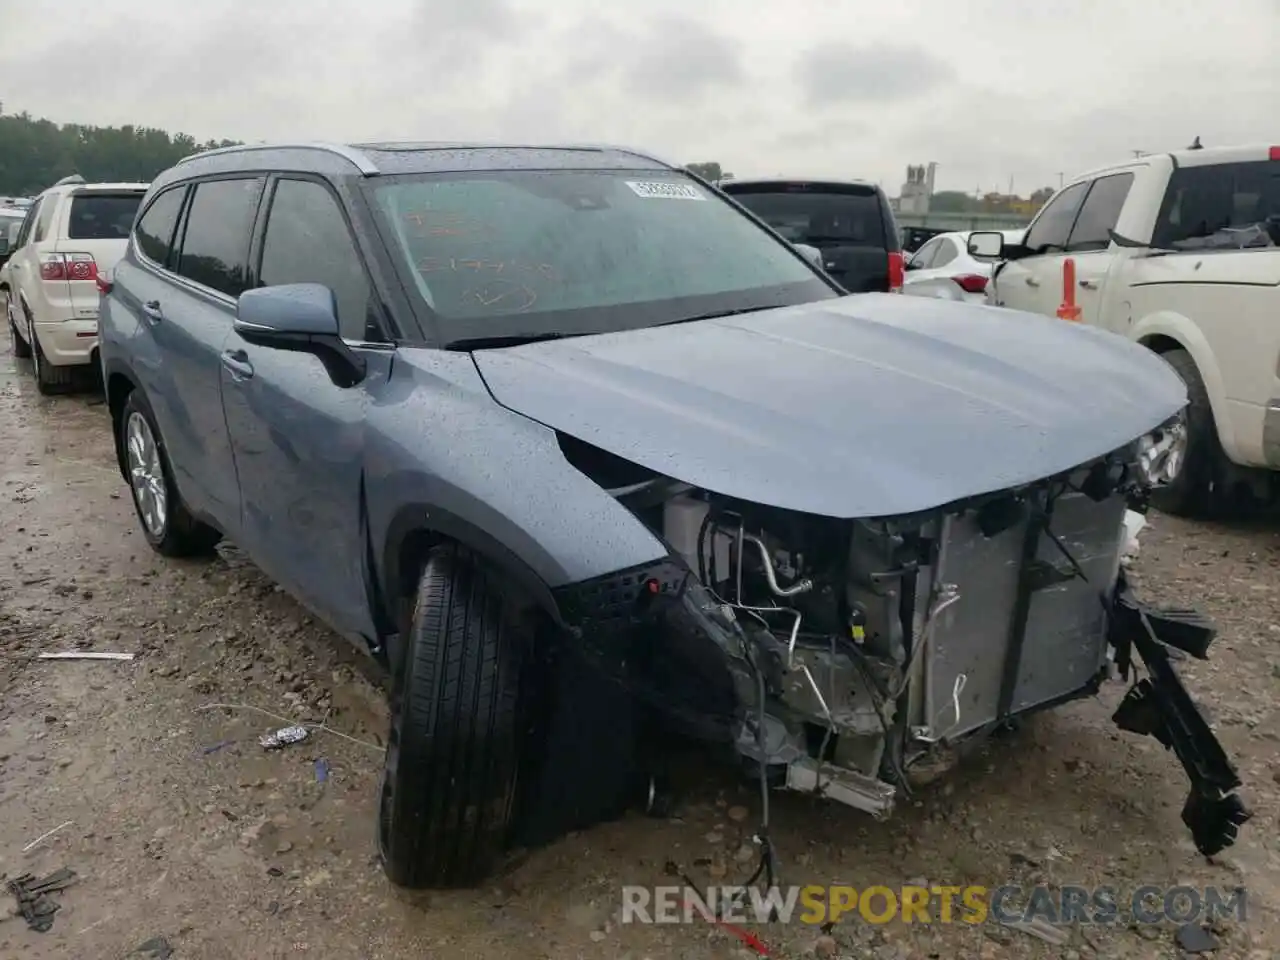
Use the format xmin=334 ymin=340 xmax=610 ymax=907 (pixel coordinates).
xmin=1108 ymin=570 xmax=1250 ymax=856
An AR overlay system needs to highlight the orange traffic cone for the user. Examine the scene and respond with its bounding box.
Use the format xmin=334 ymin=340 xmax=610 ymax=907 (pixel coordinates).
xmin=1057 ymin=258 xmax=1082 ymax=322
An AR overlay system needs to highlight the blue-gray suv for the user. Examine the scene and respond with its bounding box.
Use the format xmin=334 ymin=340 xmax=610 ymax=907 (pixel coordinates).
xmin=99 ymin=141 xmax=1248 ymax=890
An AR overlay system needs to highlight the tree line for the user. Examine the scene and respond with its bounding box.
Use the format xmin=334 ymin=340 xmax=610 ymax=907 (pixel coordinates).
xmin=0 ymin=106 xmax=239 ymax=197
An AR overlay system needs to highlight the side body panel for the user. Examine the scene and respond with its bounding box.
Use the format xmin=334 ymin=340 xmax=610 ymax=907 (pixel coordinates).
xmin=220 ymin=334 xmax=390 ymax=639
xmin=112 ymin=255 xmax=241 ymax=526
xmin=363 ymin=347 xmax=669 ymax=615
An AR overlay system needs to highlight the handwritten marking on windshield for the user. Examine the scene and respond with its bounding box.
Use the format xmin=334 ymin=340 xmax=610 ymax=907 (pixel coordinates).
xmin=403 ymin=211 xmax=493 ymax=239
xmin=418 ymin=257 xmax=561 ymax=280
xmin=464 ymin=279 xmax=538 ymax=312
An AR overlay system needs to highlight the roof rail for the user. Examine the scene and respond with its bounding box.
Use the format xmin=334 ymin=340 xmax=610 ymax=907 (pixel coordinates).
xmin=176 ymin=142 xmax=379 ymax=175
xmin=347 ymin=140 xmax=677 ymax=170
xmin=565 ymin=142 xmax=677 ymax=169
xmin=52 ymin=174 xmax=86 ymax=187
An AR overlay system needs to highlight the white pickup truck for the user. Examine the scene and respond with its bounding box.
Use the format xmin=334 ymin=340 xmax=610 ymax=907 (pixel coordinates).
xmin=968 ymin=145 xmax=1280 ymax=517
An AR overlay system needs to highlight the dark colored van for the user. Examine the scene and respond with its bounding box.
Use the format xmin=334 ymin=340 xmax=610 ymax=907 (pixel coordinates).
xmin=718 ymin=178 xmax=904 ymax=293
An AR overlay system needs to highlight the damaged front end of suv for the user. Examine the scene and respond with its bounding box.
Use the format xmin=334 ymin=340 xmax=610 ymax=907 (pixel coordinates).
xmin=505 ymin=326 xmax=1251 ymax=861
xmin=555 ymin=430 xmax=1249 ymax=858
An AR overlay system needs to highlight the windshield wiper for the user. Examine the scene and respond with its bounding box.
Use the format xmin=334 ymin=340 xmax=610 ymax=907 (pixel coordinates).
xmin=444 ymin=332 xmax=569 ymax=351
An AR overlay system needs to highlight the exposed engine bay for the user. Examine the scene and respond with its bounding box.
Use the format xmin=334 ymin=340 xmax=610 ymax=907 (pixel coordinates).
xmin=555 ymin=426 xmax=1250 ymax=859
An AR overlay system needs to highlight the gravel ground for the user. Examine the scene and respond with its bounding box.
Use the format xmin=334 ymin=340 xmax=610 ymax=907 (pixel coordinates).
xmin=0 ymin=313 xmax=1277 ymax=960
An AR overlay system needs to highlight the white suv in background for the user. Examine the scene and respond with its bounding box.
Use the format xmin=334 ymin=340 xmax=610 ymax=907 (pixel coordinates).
xmin=4 ymin=175 xmax=148 ymax=393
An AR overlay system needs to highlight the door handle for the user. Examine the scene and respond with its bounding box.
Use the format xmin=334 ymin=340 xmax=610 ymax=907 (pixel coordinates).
xmin=221 ymin=348 xmax=254 ymax=381
xmin=1078 ymin=279 xmax=1098 ymax=290
xmin=1024 ymin=276 xmax=1040 ymax=287
xmin=141 ymin=300 xmax=164 ymax=324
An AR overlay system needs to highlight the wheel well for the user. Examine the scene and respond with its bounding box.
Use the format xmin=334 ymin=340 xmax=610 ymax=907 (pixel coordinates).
xmin=391 ymin=528 xmax=560 ymax=637
xmin=1139 ymin=334 xmax=1183 ymax=355
xmin=106 ymin=372 xmax=136 ymax=476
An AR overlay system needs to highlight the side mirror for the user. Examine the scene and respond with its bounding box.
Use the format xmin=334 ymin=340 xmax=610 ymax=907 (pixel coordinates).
xmin=235 ymin=283 xmax=366 ymax=386
xmin=967 ymin=231 xmax=1005 ymax=259
xmin=794 ymin=243 xmax=824 ymax=270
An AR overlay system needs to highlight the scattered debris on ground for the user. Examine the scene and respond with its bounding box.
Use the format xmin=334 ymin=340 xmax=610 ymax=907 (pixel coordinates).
xmin=21 ymin=820 xmax=74 ymax=853
xmin=128 ymin=935 xmax=174 ymax=958
xmin=6 ymin=868 xmax=76 ymax=932
xmin=259 ymin=724 xmax=309 ymax=750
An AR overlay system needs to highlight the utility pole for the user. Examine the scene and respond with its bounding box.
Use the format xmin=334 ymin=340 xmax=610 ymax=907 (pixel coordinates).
xmin=1131 ymin=149 xmax=1146 ymax=158
xmin=1055 ymin=171 xmax=1064 ymax=188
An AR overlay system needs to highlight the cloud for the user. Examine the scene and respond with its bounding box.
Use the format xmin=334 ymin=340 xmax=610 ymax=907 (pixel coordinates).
xmin=622 ymin=18 xmax=744 ymax=99
xmin=406 ymin=0 xmax=526 ymax=36
xmin=0 ymin=0 xmax=1273 ymax=194
xmin=793 ymin=42 xmax=954 ymax=106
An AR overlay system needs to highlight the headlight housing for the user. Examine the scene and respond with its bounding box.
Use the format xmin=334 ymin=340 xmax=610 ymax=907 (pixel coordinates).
xmin=1135 ymin=414 xmax=1188 ymax=487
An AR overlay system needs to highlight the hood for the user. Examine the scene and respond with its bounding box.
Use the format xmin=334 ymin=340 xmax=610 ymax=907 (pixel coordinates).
xmin=471 ymin=294 xmax=1186 ymax=518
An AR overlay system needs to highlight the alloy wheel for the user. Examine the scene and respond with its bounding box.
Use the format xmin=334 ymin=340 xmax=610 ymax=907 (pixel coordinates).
xmin=125 ymin=411 xmax=169 ymax=538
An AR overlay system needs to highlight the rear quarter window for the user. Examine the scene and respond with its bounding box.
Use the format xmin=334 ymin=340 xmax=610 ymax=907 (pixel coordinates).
xmin=68 ymin=192 xmax=145 ymax=240
xmin=134 ymin=187 xmax=188 ymax=268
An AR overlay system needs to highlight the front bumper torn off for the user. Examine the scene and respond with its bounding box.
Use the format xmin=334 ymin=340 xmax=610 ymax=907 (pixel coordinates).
xmin=1108 ymin=570 xmax=1251 ymax=856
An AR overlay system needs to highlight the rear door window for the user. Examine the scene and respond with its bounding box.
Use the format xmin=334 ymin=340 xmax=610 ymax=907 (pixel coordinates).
xmin=931 ymin=237 xmax=959 ymax=268
xmin=1153 ymin=160 xmax=1280 ymax=250
xmin=911 ymin=237 xmax=941 ymax=268
xmin=174 ymin=177 xmax=265 ymax=298
xmin=1022 ymin=181 xmax=1089 ymax=255
xmin=68 ymin=192 xmax=145 ymax=240
xmin=134 ymin=187 xmax=188 ymax=268
xmin=1066 ymin=173 xmax=1135 ymax=252
xmin=32 ymin=196 xmax=58 ymax=243
xmin=13 ymin=199 xmax=40 ymax=249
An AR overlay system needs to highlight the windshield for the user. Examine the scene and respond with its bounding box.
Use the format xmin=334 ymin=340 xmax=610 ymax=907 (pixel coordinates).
xmin=367 ymin=169 xmax=835 ymax=345
xmin=722 ymin=184 xmax=886 ymax=247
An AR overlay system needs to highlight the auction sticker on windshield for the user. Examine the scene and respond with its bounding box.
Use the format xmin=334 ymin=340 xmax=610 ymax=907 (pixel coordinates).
xmin=625 ymin=180 xmax=707 ymax=201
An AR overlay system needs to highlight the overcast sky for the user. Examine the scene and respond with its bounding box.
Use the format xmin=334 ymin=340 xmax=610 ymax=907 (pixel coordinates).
xmin=3 ymin=0 xmax=1277 ymax=195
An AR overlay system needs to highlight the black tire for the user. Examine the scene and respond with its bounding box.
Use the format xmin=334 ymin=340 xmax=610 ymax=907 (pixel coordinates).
xmin=119 ymin=389 xmax=222 ymax=557
xmin=1150 ymin=348 xmax=1222 ymax=518
xmin=27 ymin=306 xmax=76 ymax=395
xmin=379 ymin=544 xmax=525 ymax=888
xmin=7 ymin=300 xmax=31 ymax=359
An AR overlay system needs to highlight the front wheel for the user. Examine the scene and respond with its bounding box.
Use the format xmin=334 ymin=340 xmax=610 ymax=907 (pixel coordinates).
xmin=1150 ymin=349 xmax=1223 ymax=518
xmin=379 ymin=544 xmax=526 ymax=888
xmin=119 ymin=390 xmax=222 ymax=557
